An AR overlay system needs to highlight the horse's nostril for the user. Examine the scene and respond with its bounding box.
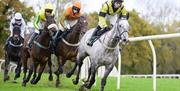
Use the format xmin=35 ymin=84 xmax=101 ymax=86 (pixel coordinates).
xmin=123 ymin=39 xmax=126 ymax=41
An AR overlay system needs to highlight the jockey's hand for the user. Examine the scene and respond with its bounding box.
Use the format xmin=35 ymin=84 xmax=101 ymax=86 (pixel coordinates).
xmin=106 ymin=24 xmax=113 ymax=30
xmin=65 ymin=24 xmax=70 ymax=30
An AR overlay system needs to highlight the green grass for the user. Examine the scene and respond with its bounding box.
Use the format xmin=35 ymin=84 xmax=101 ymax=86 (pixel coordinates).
xmin=0 ymin=72 xmax=180 ymax=91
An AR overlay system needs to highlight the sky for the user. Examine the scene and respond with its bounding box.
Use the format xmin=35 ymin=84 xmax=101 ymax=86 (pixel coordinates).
xmin=23 ymin=0 xmax=180 ymax=26
xmin=24 ymin=0 xmax=180 ymax=14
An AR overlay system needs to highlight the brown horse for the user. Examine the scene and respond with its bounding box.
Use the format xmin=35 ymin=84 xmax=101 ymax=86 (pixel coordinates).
xmin=21 ymin=15 xmax=57 ymax=87
xmin=52 ymin=16 xmax=88 ymax=87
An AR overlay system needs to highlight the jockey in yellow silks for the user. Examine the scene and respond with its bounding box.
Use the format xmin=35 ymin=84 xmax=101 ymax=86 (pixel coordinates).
xmin=87 ymin=0 xmax=129 ymax=46
xmin=27 ymin=3 xmax=55 ymax=48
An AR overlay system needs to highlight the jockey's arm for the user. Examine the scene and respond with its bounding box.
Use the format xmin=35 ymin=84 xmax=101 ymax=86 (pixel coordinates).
xmin=21 ymin=19 xmax=26 ymax=38
xmin=98 ymin=3 xmax=108 ymax=29
xmin=60 ymin=11 xmax=68 ymax=29
xmin=60 ymin=15 xmax=66 ymax=29
xmin=33 ymin=14 xmax=40 ymax=30
xmin=21 ymin=19 xmax=26 ymax=31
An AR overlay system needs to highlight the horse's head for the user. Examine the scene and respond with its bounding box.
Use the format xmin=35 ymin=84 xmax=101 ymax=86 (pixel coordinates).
xmin=114 ymin=18 xmax=130 ymax=43
xmin=72 ymin=15 xmax=88 ymax=34
xmin=12 ymin=26 xmax=21 ymax=44
xmin=44 ymin=15 xmax=58 ymax=37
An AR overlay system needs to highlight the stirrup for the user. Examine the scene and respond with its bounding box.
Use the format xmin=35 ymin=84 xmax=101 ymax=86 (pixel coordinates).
xmin=87 ymin=39 xmax=94 ymax=46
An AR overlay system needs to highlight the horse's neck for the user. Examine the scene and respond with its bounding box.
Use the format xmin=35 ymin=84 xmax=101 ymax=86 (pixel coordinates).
xmin=101 ymin=27 xmax=119 ymax=48
xmin=65 ymin=30 xmax=80 ymax=43
xmin=38 ymin=32 xmax=51 ymax=46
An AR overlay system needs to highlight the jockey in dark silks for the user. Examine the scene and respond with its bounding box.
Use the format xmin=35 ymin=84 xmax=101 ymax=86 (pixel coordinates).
xmin=87 ymin=0 xmax=129 ymax=46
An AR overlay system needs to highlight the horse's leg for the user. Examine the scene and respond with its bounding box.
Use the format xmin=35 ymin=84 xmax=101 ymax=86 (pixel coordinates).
xmin=48 ymin=57 xmax=53 ymax=81
xmin=54 ymin=56 xmax=63 ymax=87
xmin=100 ymin=64 xmax=114 ymax=91
xmin=14 ymin=57 xmax=22 ymax=80
xmin=66 ymin=60 xmax=77 ymax=78
xmin=22 ymin=57 xmax=28 ymax=86
xmin=30 ymin=61 xmax=38 ymax=84
xmin=21 ymin=50 xmax=30 ymax=87
xmin=25 ymin=63 xmax=34 ymax=83
xmin=4 ymin=54 xmax=10 ymax=82
xmin=31 ymin=62 xmax=47 ymax=84
xmin=73 ymin=53 xmax=87 ymax=85
xmin=84 ymin=63 xmax=97 ymax=89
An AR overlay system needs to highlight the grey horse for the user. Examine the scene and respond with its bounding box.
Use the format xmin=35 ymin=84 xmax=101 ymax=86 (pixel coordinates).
xmin=68 ymin=18 xmax=130 ymax=91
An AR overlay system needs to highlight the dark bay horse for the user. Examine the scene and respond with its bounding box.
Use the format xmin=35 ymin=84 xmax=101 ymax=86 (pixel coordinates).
xmin=4 ymin=26 xmax=23 ymax=82
xmin=21 ymin=15 xmax=57 ymax=86
xmin=52 ymin=16 xmax=88 ymax=87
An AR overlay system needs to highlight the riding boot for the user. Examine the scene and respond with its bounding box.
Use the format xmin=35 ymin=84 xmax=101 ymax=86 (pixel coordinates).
xmin=27 ymin=32 xmax=38 ymax=48
xmin=87 ymin=26 xmax=101 ymax=46
xmin=60 ymin=29 xmax=71 ymax=39
xmin=53 ymin=30 xmax=63 ymax=46
xmin=54 ymin=29 xmax=71 ymax=45
xmin=4 ymin=37 xmax=12 ymax=50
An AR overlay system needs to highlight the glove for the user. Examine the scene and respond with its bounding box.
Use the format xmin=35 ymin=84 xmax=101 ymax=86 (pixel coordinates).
xmin=65 ymin=24 xmax=70 ymax=30
xmin=105 ymin=24 xmax=113 ymax=31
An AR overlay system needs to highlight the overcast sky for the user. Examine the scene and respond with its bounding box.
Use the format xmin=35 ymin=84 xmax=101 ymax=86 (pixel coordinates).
xmin=23 ymin=0 xmax=179 ymax=26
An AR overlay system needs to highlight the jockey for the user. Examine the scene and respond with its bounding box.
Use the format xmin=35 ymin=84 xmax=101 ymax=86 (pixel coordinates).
xmin=27 ymin=3 xmax=55 ymax=48
xmin=5 ymin=12 xmax=26 ymax=48
xmin=54 ymin=1 xmax=82 ymax=45
xmin=87 ymin=0 xmax=129 ymax=46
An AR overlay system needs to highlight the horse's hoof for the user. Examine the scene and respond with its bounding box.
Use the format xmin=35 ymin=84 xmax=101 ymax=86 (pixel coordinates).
xmin=79 ymin=85 xmax=88 ymax=91
xmin=84 ymin=84 xmax=91 ymax=89
xmin=15 ymin=74 xmax=20 ymax=78
xmin=30 ymin=79 xmax=35 ymax=84
xmin=55 ymin=81 xmax=61 ymax=87
xmin=4 ymin=76 xmax=10 ymax=82
xmin=48 ymin=75 xmax=53 ymax=81
xmin=31 ymin=80 xmax=38 ymax=85
xmin=12 ymin=80 xmax=17 ymax=83
xmin=26 ymin=78 xmax=30 ymax=83
xmin=83 ymin=82 xmax=91 ymax=89
xmin=14 ymin=75 xmax=20 ymax=80
xmin=72 ymin=79 xmax=78 ymax=85
xmin=66 ymin=73 xmax=72 ymax=78
xmin=22 ymin=82 xmax=26 ymax=87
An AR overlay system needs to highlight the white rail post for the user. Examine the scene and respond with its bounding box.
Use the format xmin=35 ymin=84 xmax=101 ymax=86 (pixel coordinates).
xmin=148 ymin=40 xmax=156 ymax=91
xmin=117 ymin=52 xmax=121 ymax=89
xmin=13 ymin=65 xmax=17 ymax=73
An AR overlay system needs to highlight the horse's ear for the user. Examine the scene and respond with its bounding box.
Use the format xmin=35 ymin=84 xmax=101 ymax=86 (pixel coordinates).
xmin=126 ymin=12 xmax=129 ymax=20
xmin=119 ymin=12 xmax=129 ymax=20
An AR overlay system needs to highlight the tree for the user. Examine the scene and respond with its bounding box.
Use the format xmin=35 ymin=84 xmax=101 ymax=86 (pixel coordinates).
xmin=119 ymin=10 xmax=161 ymax=74
xmin=156 ymin=21 xmax=180 ymax=74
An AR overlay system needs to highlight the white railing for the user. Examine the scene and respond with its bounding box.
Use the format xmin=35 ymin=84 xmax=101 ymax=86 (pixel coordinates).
xmin=121 ymin=74 xmax=180 ymax=78
xmin=0 ymin=59 xmax=17 ymax=73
